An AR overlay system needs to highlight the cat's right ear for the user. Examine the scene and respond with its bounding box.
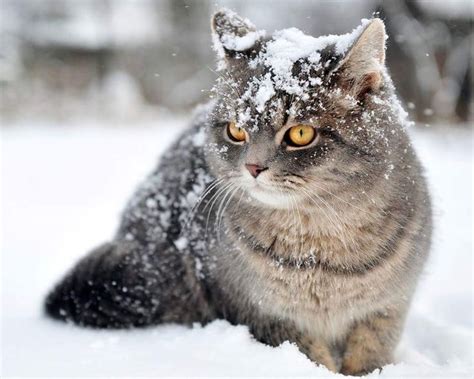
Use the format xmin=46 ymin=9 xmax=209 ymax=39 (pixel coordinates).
xmin=211 ymin=9 xmax=265 ymax=68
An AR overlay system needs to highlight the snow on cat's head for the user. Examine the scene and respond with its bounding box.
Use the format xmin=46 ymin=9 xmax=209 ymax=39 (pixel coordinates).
xmin=205 ymin=9 xmax=409 ymax=209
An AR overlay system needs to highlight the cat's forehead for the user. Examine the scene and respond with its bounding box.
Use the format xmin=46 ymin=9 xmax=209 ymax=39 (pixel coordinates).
xmin=225 ymin=67 xmax=332 ymax=132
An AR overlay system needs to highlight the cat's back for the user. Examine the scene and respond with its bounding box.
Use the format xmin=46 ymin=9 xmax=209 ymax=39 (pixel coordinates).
xmin=116 ymin=108 xmax=214 ymax=246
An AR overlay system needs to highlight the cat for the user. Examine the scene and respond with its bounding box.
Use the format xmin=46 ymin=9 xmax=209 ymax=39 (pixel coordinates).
xmin=45 ymin=9 xmax=432 ymax=376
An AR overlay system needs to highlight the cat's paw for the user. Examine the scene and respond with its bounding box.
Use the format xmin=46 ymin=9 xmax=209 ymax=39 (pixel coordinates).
xmin=297 ymin=336 xmax=338 ymax=373
xmin=340 ymin=361 xmax=382 ymax=376
xmin=340 ymin=350 xmax=386 ymax=376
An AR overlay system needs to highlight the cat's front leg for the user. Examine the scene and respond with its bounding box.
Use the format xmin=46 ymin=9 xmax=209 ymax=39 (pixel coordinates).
xmin=297 ymin=335 xmax=338 ymax=373
xmin=249 ymin=320 xmax=337 ymax=372
xmin=340 ymin=307 xmax=405 ymax=376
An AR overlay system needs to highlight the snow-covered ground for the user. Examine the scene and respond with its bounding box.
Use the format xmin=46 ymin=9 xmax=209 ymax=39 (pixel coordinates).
xmin=1 ymin=117 xmax=472 ymax=377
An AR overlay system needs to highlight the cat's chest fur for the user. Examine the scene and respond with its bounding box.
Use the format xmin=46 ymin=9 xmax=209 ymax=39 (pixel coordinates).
xmin=215 ymin=201 xmax=401 ymax=342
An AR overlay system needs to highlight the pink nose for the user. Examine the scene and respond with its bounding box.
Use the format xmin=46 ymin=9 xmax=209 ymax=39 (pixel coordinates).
xmin=245 ymin=164 xmax=268 ymax=178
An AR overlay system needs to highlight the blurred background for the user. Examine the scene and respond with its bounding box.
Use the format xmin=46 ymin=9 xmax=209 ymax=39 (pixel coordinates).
xmin=1 ymin=0 xmax=472 ymax=125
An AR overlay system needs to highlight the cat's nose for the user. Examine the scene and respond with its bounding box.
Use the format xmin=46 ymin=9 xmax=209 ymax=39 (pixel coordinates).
xmin=245 ymin=164 xmax=268 ymax=178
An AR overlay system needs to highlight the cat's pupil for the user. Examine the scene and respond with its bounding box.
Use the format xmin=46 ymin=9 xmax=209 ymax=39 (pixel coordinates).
xmin=299 ymin=129 xmax=303 ymax=137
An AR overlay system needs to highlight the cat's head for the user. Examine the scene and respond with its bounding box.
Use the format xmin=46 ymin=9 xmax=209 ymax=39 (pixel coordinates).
xmin=205 ymin=9 xmax=407 ymax=209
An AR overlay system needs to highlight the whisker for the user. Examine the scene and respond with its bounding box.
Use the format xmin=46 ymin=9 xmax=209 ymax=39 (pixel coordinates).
xmin=216 ymin=185 xmax=240 ymax=245
xmin=204 ymin=182 xmax=234 ymax=241
xmin=184 ymin=177 xmax=226 ymax=228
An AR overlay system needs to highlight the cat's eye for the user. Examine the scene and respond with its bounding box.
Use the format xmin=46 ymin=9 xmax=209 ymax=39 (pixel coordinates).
xmin=284 ymin=124 xmax=316 ymax=147
xmin=226 ymin=121 xmax=247 ymax=143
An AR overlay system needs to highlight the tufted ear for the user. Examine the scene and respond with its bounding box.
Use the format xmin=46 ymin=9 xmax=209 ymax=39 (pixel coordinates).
xmin=211 ymin=9 xmax=265 ymax=67
xmin=336 ymin=19 xmax=386 ymax=98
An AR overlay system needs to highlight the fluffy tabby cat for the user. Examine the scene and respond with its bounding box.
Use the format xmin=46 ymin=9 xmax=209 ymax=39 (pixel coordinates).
xmin=45 ymin=10 xmax=432 ymax=375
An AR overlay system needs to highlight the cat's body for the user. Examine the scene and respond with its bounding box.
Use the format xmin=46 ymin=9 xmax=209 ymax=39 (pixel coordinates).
xmin=45 ymin=10 xmax=432 ymax=375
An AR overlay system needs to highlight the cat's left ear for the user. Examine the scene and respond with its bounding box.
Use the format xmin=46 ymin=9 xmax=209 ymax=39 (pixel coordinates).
xmin=335 ymin=19 xmax=386 ymax=98
xmin=211 ymin=9 xmax=265 ymax=66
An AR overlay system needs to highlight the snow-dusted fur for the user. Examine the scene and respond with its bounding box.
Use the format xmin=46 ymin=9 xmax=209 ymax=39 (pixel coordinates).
xmin=45 ymin=10 xmax=432 ymax=376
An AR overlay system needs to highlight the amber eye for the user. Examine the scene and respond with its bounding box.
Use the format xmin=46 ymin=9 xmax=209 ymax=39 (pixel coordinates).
xmin=227 ymin=121 xmax=246 ymax=143
xmin=284 ymin=124 xmax=316 ymax=147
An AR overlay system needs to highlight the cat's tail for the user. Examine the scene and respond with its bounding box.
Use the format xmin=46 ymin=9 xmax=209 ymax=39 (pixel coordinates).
xmin=44 ymin=240 xmax=212 ymax=328
xmin=44 ymin=241 xmax=158 ymax=328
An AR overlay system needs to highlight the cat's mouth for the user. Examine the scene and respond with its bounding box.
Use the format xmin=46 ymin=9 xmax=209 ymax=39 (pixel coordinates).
xmin=247 ymin=186 xmax=294 ymax=208
xmin=240 ymin=169 xmax=298 ymax=209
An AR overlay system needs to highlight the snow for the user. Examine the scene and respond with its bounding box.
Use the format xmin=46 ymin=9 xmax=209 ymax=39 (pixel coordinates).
xmin=254 ymin=73 xmax=276 ymax=113
xmin=221 ymin=30 xmax=267 ymax=52
xmin=192 ymin=126 xmax=206 ymax=147
xmin=215 ymin=18 xmax=374 ymax=112
xmin=1 ymin=118 xmax=472 ymax=377
xmin=265 ymin=20 xmax=370 ymax=68
xmin=255 ymin=19 xmax=371 ymax=97
xmin=212 ymin=8 xmax=265 ymax=70
xmin=226 ymin=19 xmax=378 ymax=113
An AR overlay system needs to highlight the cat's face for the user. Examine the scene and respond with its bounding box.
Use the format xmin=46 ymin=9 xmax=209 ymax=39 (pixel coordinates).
xmin=205 ymin=10 xmax=404 ymax=209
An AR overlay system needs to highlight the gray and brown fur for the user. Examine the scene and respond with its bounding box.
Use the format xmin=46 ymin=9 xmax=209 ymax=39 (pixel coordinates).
xmin=45 ymin=10 xmax=432 ymax=376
